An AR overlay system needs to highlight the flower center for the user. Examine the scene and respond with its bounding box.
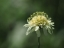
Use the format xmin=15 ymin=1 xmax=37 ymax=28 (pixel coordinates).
xmin=28 ymin=15 xmax=48 ymax=26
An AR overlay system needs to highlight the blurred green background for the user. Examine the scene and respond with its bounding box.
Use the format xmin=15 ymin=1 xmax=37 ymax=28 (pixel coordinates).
xmin=0 ymin=0 xmax=64 ymax=48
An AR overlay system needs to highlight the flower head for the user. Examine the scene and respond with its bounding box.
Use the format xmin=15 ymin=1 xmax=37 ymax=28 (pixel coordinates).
xmin=24 ymin=12 xmax=54 ymax=37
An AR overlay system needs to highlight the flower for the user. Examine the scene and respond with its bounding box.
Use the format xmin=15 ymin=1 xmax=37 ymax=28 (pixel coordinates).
xmin=24 ymin=12 xmax=54 ymax=37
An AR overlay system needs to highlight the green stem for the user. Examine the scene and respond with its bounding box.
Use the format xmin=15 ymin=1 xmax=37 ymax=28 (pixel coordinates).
xmin=38 ymin=37 xmax=40 ymax=48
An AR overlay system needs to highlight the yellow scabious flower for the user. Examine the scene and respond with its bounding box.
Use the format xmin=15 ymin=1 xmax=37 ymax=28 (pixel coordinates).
xmin=24 ymin=12 xmax=54 ymax=37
